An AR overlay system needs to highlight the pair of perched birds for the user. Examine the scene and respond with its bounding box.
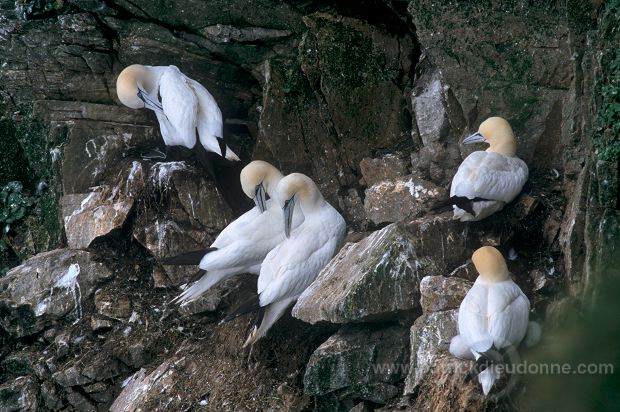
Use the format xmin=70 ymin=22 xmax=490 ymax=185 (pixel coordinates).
xmin=117 ymin=64 xmax=536 ymax=394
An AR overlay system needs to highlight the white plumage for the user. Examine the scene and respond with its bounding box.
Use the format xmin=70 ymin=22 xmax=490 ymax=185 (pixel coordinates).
xmin=244 ymin=173 xmax=346 ymax=347
xmin=450 ymin=117 xmax=528 ymax=221
xmin=172 ymin=161 xmax=303 ymax=305
xmin=456 ymin=277 xmax=530 ymax=355
xmin=116 ymin=64 xmax=239 ymax=160
xmin=450 ymin=246 xmax=538 ymax=396
xmin=451 ymin=151 xmax=528 ymax=221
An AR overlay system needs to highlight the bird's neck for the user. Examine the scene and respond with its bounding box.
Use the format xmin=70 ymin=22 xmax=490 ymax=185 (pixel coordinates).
xmin=478 ymin=270 xmax=510 ymax=283
xmin=487 ymin=134 xmax=517 ymax=157
xmin=139 ymin=66 xmax=165 ymax=94
xmin=298 ymin=192 xmax=325 ymax=217
xmin=265 ymin=173 xmax=285 ymax=202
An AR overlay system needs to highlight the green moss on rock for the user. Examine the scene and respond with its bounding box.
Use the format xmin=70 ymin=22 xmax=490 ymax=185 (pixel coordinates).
xmin=0 ymin=121 xmax=32 ymax=187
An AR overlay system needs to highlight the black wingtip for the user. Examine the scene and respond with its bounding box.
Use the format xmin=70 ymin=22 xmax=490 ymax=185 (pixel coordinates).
xmin=160 ymin=248 xmax=217 ymax=266
xmin=431 ymin=195 xmax=491 ymax=216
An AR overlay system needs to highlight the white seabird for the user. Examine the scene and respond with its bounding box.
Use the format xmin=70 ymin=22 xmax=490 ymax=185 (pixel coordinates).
xmin=163 ymin=160 xmax=303 ymax=305
xmin=448 ymin=117 xmax=528 ymax=221
xmin=116 ymin=64 xmax=239 ymax=161
xmin=449 ymin=246 xmax=540 ymax=395
xmin=243 ymin=173 xmax=346 ymax=347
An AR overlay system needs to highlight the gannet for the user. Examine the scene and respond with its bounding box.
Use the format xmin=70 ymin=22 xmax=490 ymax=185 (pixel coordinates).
xmin=116 ymin=64 xmax=239 ymax=161
xmin=446 ymin=117 xmax=528 ymax=221
xmin=163 ymin=161 xmax=303 ymax=305
xmin=116 ymin=64 xmax=253 ymax=215
xmin=243 ymin=173 xmax=346 ymax=347
xmin=449 ymin=246 xmax=539 ymax=395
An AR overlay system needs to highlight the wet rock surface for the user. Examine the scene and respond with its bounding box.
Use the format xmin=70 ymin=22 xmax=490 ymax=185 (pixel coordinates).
xmin=0 ymin=0 xmax=614 ymax=411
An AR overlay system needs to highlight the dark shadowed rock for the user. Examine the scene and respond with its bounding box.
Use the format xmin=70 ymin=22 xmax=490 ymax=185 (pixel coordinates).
xmin=253 ymin=12 xmax=414 ymax=219
xmin=419 ymin=276 xmax=472 ymax=313
xmin=94 ymin=288 xmax=132 ymax=320
xmin=0 ymin=249 xmax=113 ymax=337
xmin=303 ymin=324 xmax=409 ymax=404
xmin=0 ymin=376 xmax=39 ymax=412
xmin=407 ymin=1 xmax=574 ymax=170
xmin=132 ymin=161 xmax=232 ymax=286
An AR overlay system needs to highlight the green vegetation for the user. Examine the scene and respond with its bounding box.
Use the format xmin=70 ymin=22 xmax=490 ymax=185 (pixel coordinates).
xmin=595 ymin=1 xmax=620 ymax=164
xmin=312 ymin=19 xmax=399 ymax=91
xmin=0 ymin=107 xmax=65 ymax=275
xmin=0 ymin=182 xmax=33 ymax=231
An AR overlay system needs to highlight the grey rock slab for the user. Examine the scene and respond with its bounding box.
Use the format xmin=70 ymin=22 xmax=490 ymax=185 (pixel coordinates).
xmin=404 ymin=310 xmax=458 ymax=393
xmin=0 ymin=249 xmax=113 ymax=337
xmin=293 ymin=223 xmax=422 ymax=324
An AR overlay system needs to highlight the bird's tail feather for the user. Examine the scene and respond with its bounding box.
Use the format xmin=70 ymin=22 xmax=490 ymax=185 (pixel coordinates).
xmin=160 ymin=248 xmax=217 ymax=266
xmin=242 ymin=297 xmax=296 ymax=347
xmin=172 ymin=269 xmax=233 ymax=306
xmin=479 ymin=364 xmax=500 ymax=396
xmin=465 ymin=346 xmax=505 ymax=383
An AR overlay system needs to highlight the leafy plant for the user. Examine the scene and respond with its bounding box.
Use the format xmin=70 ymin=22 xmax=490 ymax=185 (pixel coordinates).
xmin=0 ymin=181 xmax=33 ymax=233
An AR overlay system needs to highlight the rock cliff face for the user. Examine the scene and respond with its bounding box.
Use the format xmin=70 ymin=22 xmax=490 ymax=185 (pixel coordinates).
xmin=0 ymin=0 xmax=618 ymax=411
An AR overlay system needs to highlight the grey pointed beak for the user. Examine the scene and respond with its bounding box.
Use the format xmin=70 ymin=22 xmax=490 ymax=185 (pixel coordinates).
xmin=463 ymin=131 xmax=486 ymax=145
xmin=282 ymin=196 xmax=295 ymax=238
xmin=137 ymin=87 xmax=164 ymax=112
xmin=254 ymin=183 xmax=267 ymax=213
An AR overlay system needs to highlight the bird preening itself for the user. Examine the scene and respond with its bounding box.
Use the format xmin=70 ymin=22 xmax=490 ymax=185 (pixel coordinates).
xmin=116 ymin=64 xmax=252 ymax=215
xmin=161 ymin=160 xmax=304 ymax=305
xmin=243 ymin=173 xmax=346 ymax=347
xmin=116 ymin=64 xmax=239 ymax=160
xmin=435 ymin=117 xmax=528 ymax=221
xmin=449 ymin=246 xmax=540 ymax=395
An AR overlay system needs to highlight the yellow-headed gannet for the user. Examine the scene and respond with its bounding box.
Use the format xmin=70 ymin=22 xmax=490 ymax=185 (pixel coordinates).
xmin=116 ymin=64 xmax=239 ymax=161
xmin=243 ymin=173 xmax=346 ymax=346
xmin=447 ymin=117 xmax=528 ymax=221
xmin=162 ymin=161 xmax=304 ymax=305
xmin=449 ymin=246 xmax=539 ymax=395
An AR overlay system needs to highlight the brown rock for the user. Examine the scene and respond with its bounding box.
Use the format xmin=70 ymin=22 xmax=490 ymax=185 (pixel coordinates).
xmin=419 ymin=276 xmax=472 ymax=313
xmin=364 ymin=176 xmax=446 ymax=225
xmin=62 ymin=191 xmax=134 ymax=249
xmin=94 ymin=289 xmax=132 ymax=320
xmin=404 ymin=310 xmax=458 ymax=392
xmin=360 ymin=154 xmax=409 ymax=187
xmin=409 ymin=355 xmax=483 ymax=412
